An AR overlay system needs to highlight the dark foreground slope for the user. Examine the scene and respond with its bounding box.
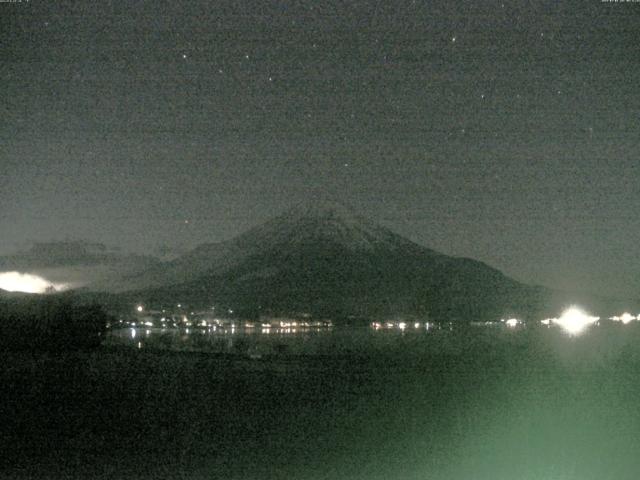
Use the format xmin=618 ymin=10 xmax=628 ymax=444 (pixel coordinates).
xmin=0 ymin=293 xmax=109 ymax=351
xmin=4 ymin=327 xmax=640 ymax=480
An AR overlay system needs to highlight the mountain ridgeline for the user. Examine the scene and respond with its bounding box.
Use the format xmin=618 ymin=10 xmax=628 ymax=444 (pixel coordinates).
xmin=107 ymin=201 xmax=571 ymax=323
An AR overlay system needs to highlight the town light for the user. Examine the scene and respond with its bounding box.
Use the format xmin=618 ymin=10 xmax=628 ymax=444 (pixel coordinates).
xmin=616 ymin=312 xmax=635 ymax=325
xmin=554 ymin=307 xmax=599 ymax=335
xmin=503 ymin=318 xmax=520 ymax=328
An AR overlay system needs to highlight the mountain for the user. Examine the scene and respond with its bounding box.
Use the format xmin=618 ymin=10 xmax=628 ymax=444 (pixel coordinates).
xmin=0 ymin=241 xmax=160 ymax=291
xmin=111 ymin=201 xmax=438 ymax=291
xmin=86 ymin=200 xmax=640 ymax=322
xmin=106 ymin=200 xmax=571 ymax=322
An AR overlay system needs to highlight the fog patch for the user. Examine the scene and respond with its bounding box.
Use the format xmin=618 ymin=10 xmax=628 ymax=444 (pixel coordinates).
xmin=0 ymin=271 xmax=70 ymax=293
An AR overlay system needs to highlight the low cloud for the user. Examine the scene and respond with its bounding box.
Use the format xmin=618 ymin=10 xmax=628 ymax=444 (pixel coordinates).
xmin=0 ymin=271 xmax=70 ymax=294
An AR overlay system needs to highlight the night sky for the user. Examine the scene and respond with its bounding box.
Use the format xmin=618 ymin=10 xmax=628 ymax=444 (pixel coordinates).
xmin=2 ymin=0 xmax=640 ymax=297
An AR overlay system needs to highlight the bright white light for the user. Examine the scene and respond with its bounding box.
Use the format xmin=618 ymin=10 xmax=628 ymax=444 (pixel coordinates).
xmin=136 ymin=305 xmax=144 ymax=313
xmin=398 ymin=322 xmax=407 ymax=330
xmin=504 ymin=318 xmax=520 ymax=328
xmin=0 ymin=271 xmax=68 ymax=294
xmin=553 ymin=307 xmax=599 ymax=335
xmin=616 ymin=312 xmax=635 ymax=325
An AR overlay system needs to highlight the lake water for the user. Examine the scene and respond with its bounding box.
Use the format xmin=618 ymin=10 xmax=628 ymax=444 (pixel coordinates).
xmin=106 ymin=321 xmax=640 ymax=361
xmin=106 ymin=322 xmax=522 ymax=358
xmin=5 ymin=321 xmax=640 ymax=479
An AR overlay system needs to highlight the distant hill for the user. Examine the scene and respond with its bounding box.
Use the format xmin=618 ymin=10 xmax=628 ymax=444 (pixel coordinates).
xmin=0 ymin=288 xmax=35 ymax=299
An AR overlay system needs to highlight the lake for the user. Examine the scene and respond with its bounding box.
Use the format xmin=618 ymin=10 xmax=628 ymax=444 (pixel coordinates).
xmin=106 ymin=322 xmax=449 ymax=356
xmin=3 ymin=321 xmax=640 ymax=479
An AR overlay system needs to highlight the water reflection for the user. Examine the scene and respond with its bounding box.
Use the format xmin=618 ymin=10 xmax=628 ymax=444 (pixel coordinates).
xmin=371 ymin=321 xmax=436 ymax=331
xmin=107 ymin=318 xmax=485 ymax=357
xmin=108 ymin=321 xmax=339 ymax=356
xmin=108 ymin=307 xmax=640 ymax=358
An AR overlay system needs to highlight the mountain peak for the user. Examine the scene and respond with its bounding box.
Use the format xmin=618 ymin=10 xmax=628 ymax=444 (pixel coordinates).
xmin=107 ymin=200 xmax=440 ymax=293
xmin=238 ymin=199 xmax=420 ymax=254
xmin=281 ymin=198 xmax=365 ymax=226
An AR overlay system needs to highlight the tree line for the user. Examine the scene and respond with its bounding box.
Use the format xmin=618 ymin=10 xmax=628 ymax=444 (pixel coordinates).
xmin=0 ymin=293 xmax=110 ymax=351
